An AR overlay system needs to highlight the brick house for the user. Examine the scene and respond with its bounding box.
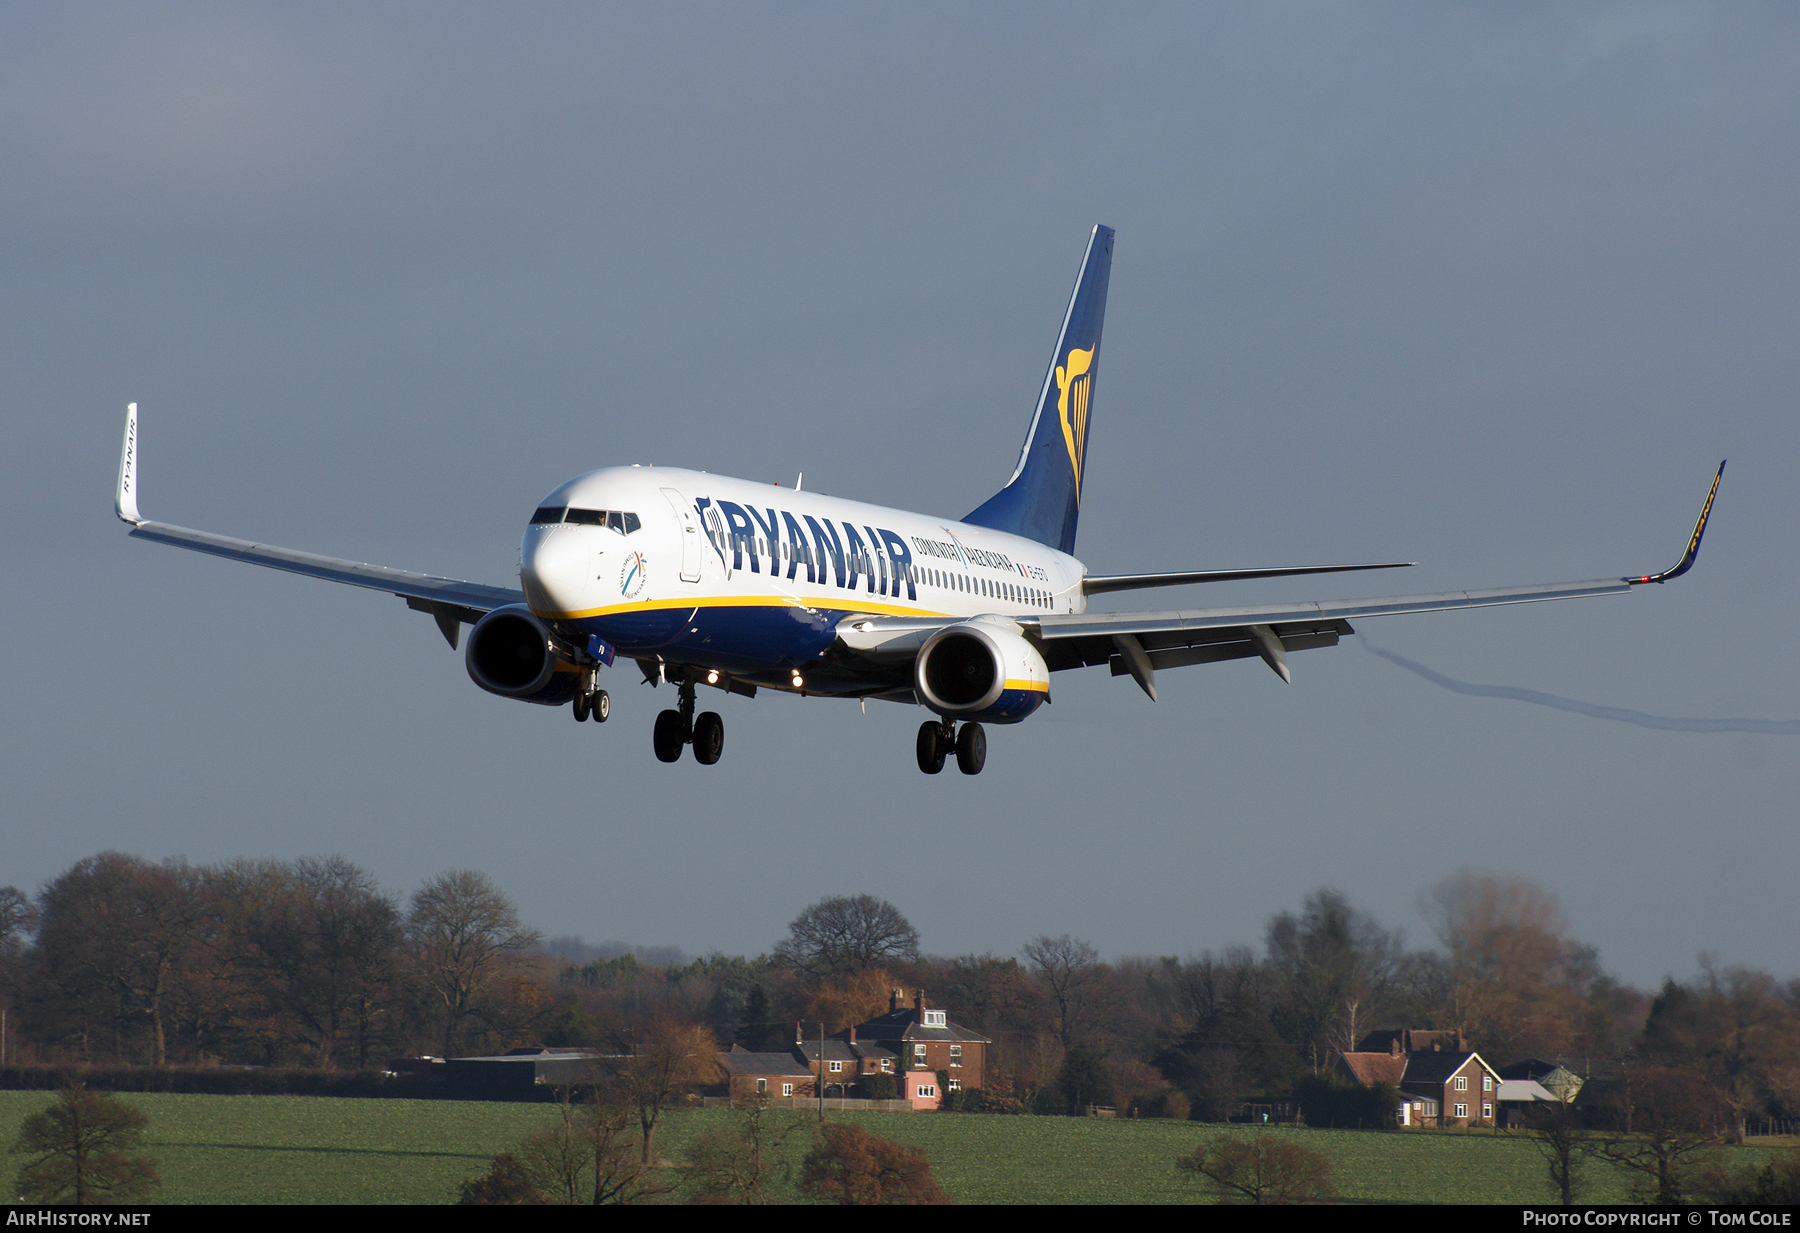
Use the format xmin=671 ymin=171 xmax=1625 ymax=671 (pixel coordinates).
xmin=846 ymin=989 xmax=991 ymax=1104
xmin=719 ymin=1045 xmax=817 ymax=1101
xmin=1335 ymin=1030 xmax=1500 ymax=1128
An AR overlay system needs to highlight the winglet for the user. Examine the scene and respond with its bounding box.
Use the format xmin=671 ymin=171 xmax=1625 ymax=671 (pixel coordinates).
xmin=1630 ymin=461 xmax=1724 ymax=585
xmin=115 ymin=402 xmax=142 ymax=524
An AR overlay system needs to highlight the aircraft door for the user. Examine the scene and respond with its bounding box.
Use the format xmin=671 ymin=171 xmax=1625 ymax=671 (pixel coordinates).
xmin=660 ymin=488 xmax=704 ymax=583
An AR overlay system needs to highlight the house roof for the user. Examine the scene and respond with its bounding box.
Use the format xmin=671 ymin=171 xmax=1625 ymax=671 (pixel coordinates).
xmin=798 ymin=1040 xmax=894 ymax=1063
xmin=1356 ymin=1028 xmax=1465 ymax=1054
xmin=1497 ymin=1080 xmax=1557 ymax=1103
xmin=719 ymin=1051 xmax=814 ymax=1079
xmin=1336 ymin=1052 xmax=1405 ymax=1087
xmin=1397 ymin=1049 xmax=1493 ymax=1088
xmin=850 ymin=1007 xmax=991 ymax=1044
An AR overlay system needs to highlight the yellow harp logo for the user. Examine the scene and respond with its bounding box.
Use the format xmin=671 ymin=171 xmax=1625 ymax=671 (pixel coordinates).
xmin=1056 ymin=345 xmax=1094 ymax=500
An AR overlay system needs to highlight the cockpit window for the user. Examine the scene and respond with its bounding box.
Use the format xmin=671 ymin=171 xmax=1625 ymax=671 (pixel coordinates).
xmin=535 ymin=505 xmax=642 ymax=533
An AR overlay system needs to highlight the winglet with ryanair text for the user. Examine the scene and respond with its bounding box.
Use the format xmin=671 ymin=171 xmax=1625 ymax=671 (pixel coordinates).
xmin=1629 ymin=460 xmax=1724 ymax=585
xmin=115 ymin=401 xmax=141 ymax=524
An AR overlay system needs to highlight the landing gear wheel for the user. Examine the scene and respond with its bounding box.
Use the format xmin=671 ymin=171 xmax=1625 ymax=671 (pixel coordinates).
xmin=653 ymin=709 xmax=686 ymax=762
xmin=916 ymin=721 xmax=947 ymax=774
xmin=955 ymin=721 xmax=986 ymax=775
xmin=572 ymin=693 xmax=590 ymax=722
xmin=591 ymin=690 xmax=610 ymax=723
xmin=692 ymin=711 xmax=724 ymax=765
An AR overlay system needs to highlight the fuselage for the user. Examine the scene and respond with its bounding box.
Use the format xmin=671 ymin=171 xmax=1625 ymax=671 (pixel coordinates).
xmin=520 ymin=466 xmax=1087 ymax=698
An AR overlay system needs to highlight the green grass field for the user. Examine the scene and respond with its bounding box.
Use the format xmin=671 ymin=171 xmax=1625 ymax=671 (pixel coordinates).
xmin=1 ymin=1091 xmax=1790 ymax=1204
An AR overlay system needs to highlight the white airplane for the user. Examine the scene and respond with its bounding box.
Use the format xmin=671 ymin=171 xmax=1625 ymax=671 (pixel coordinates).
xmin=114 ymin=225 xmax=1722 ymax=774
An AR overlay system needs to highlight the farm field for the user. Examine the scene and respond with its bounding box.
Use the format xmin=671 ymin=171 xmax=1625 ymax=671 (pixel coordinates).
xmin=0 ymin=1091 xmax=1790 ymax=1204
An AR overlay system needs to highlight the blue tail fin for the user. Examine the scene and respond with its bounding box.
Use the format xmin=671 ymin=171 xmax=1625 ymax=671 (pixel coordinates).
xmin=963 ymin=224 xmax=1114 ymax=554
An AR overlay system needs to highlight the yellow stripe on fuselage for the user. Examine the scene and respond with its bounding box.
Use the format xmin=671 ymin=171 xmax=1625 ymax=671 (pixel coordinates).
xmin=532 ymin=594 xmax=958 ymax=622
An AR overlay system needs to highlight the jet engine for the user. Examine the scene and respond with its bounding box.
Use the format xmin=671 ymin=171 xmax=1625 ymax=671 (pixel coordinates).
xmin=464 ymin=604 xmax=583 ymax=705
xmin=913 ymin=622 xmax=1049 ymax=724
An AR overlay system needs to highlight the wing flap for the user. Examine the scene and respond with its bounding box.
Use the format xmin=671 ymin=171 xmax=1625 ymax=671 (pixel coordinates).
xmin=1083 ymin=561 xmax=1412 ymax=595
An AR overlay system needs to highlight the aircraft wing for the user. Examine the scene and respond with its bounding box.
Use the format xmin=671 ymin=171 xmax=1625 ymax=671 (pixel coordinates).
xmin=1032 ymin=462 xmax=1723 ymax=698
xmin=115 ymin=404 xmax=522 ymax=647
xmin=836 ymin=462 xmax=1723 ymax=700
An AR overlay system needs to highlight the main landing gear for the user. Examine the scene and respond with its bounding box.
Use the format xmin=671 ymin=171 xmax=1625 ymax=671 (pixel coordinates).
xmin=654 ymin=677 xmax=724 ymax=766
xmin=917 ymin=719 xmax=985 ymax=776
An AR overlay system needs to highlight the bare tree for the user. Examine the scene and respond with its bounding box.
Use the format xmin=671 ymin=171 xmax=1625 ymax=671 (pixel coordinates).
xmin=1588 ymin=1065 xmax=1726 ymax=1205
xmin=1176 ymin=1133 xmax=1336 ymax=1205
xmin=472 ymin=1088 xmax=667 ymax=1205
xmin=407 ymin=869 xmax=541 ymax=1056
xmin=1023 ymin=934 xmax=1101 ymax=1049
xmin=237 ymin=856 xmax=403 ymax=1068
xmin=1423 ymin=870 xmax=1590 ymax=1056
xmin=0 ymin=886 xmax=34 ymax=1064
xmin=1266 ymin=889 xmax=1401 ymax=1071
xmin=1527 ymin=1091 xmax=1586 ymax=1205
xmin=601 ymin=1014 xmax=725 ymax=1165
xmin=683 ymin=1095 xmax=805 ymax=1204
xmin=10 ymin=1086 xmax=161 ymax=1205
xmin=30 ymin=854 xmax=209 ymax=1064
xmin=777 ymin=895 xmax=918 ymax=980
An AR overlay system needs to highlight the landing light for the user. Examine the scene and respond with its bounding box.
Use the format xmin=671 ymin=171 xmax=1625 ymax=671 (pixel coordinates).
xmin=706 ymin=669 xmax=720 ymax=684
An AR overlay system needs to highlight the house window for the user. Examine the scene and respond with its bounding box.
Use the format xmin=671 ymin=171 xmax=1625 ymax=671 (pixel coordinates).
xmin=949 ymin=1045 xmax=962 ymax=1065
xmin=756 ymin=1078 xmax=767 ymax=1094
xmin=1454 ymin=1103 xmax=1467 ymax=1119
xmin=1454 ymin=1076 xmax=1468 ymax=1091
xmin=880 ymin=1059 xmax=892 ymax=1072
xmin=923 ymin=1010 xmax=946 ymax=1027
xmin=1482 ymin=1103 xmax=1492 ymax=1120
xmin=1482 ymin=1075 xmax=1493 ymax=1092
xmin=914 ymin=1044 xmax=927 ymax=1061
xmin=947 ymin=1078 xmax=960 ymax=1091
xmin=829 ymin=1061 xmax=842 ymax=1073
xmin=917 ymin=1085 xmax=936 ymax=1098
xmin=782 ymin=1084 xmax=794 ymax=1097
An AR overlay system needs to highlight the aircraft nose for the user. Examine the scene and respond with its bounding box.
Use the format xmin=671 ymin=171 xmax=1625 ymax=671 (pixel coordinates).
xmin=521 ymin=528 xmax=595 ymax=614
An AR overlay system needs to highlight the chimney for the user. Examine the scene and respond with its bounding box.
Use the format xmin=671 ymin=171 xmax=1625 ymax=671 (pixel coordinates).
xmin=848 ymin=1025 xmax=857 ymax=1045
xmin=914 ymin=989 xmax=924 ymax=1021
xmin=890 ymin=988 xmax=902 ymax=1013
xmin=795 ymin=1021 xmax=802 ymax=1046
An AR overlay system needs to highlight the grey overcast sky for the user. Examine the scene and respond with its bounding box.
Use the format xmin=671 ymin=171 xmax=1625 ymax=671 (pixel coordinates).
xmin=3 ymin=3 xmax=1795 ymax=987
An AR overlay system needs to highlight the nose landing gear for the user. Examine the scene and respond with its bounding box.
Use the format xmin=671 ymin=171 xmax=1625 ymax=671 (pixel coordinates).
xmin=917 ymin=719 xmax=985 ymax=775
xmin=572 ymin=674 xmax=609 ymax=723
xmin=654 ymin=676 xmax=724 ymax=765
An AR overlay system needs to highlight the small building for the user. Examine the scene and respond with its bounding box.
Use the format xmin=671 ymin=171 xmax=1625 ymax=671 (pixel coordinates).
xmin=719 ymin=1045 xmax=816 ymax=1102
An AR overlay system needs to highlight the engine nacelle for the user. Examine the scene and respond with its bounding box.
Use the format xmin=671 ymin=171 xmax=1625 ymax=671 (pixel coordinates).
xmin=913 ymin=622 xmax=1049 ymax=724
xmin=464 ymin=604 xmax=583 ymax=706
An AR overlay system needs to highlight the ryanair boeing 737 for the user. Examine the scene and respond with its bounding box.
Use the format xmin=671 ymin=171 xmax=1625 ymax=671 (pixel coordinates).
xmin=114 ymin=226 xmax=1723 ymax=774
